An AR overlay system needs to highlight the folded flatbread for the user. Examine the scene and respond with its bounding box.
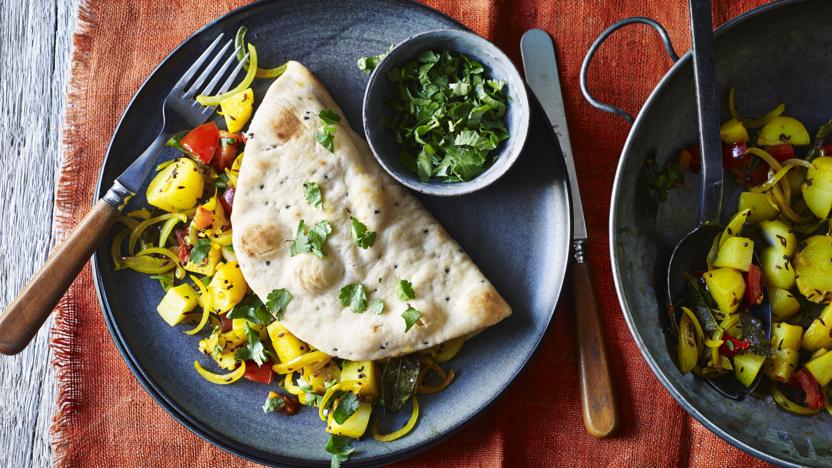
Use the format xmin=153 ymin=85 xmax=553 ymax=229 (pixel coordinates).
xmin=231 ymin=61 xmax=511 ymax=360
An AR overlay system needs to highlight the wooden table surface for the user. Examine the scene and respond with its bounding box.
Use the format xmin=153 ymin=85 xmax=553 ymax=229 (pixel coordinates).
xmin=0 ymin=0 xmax=80 ymax=466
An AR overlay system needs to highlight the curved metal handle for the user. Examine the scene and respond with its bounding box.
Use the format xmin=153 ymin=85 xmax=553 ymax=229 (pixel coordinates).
xmin=580 ymin=17 xmax=680 ymax=123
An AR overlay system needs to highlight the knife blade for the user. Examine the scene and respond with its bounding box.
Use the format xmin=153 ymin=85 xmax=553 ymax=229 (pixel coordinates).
xmin=520 ymin=29 xmax=586 ymax=242
xmin=520 ymin=29 xmax=618 ymax=438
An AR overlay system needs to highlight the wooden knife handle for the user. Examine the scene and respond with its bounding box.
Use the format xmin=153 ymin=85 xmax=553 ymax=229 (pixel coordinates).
xmin=573 ymin=258 xmax=619 ymax=438
xmin=0 ymin=199 xmax=118 ymax=355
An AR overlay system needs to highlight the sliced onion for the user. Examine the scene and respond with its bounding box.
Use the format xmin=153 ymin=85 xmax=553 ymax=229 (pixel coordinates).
xmin=371 ymin=396 xmax=420 ymax=442
xmin=194 ymin=360 xmax=245 ymax=385
xmin=196 ymin=44 xmax=258 ymax=107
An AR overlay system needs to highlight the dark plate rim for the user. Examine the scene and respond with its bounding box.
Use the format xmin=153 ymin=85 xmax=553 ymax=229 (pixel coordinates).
xmin=90 ymin=0 xmax=572 ymax=465
xmin=608 ymin=0 xmax=810 ymax=466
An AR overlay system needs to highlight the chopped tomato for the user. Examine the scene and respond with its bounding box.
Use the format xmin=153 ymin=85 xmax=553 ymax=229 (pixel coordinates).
xmin=821 ymin=144 xmax=832 ymax=157
xmin=686 ymin=145 xmax=701 ymax=171
xmin=719 ymin=333 xmax=750 ymax=357
xmin=764 ymin=144 xmax=794 ymax=162
xmin=174 ymin=228 xmax=190 ymax=264
xmin=193 ymin=206 xmax=214 ymax=230
xmin=722 ymin=142 xmax=749 ymax=170
xmin=745 ymin=264 xmax=764 ymax=306
xmin=790 ymin=369 xmax=825 ymax=409
xmin=220 ymin=187 xmax=235 ymax=216
xmin=180 ymin=122 xmax=219 ymax=164
xmin=734 ymin=161 xmax=769 ymax=187
xmin=243 ymin=361 xmax=274 ymax=384
xmin=213 ymin=131 xmax=241 ymax=171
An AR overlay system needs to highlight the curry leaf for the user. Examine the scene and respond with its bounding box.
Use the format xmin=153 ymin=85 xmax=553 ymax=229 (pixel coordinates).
xmin=381 ymin=355 xmax=420 ymax=412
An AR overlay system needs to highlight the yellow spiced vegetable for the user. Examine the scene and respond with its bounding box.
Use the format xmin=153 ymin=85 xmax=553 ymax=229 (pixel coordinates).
xmin=206 ymin=261 xmax=247 ymax=313
xmin=341 ymin=361 xmax=379 ymax=401
xmin=757 ymin=116 xmax=810 ymax=146
xmin=220 ymin=88 xmax=254 ymax=133
xmin=156 ymin=283 xmax=199 ymax=326
xmin=146 ymin=158 xmax=204 ymax=212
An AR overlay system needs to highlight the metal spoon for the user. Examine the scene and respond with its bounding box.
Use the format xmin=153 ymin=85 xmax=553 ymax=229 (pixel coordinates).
xmin=666 ymin=0 xmax=771 ymax=400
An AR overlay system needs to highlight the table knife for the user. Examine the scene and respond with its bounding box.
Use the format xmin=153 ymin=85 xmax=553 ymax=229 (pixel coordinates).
xmin=520 ymin=29 xmax=618 ymax=438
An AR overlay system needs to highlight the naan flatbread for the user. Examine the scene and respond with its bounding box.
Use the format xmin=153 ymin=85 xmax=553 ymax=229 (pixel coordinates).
xmin=232 ymin=61 xmax=511 ymax=360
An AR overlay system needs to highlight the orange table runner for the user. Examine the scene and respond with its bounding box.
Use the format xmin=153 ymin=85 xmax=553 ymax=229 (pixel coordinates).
xmin=51 ymin=0 xmax=771 ymax=466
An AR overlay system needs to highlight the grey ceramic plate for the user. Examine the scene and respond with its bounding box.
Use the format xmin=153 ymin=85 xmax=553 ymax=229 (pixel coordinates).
xmin=92 ymin=0 xmax=570 ymax=465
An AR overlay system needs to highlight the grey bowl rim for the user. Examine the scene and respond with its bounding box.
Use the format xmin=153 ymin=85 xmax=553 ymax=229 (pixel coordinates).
xmin=361 ymin=28 xmax=531 ymax=197
xmin=608 ymin=0 xmax=812 ymax=466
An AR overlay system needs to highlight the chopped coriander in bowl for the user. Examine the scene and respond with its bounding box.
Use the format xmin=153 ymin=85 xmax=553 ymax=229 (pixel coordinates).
xmin=362 ymin=29 xmax=530 ymax=196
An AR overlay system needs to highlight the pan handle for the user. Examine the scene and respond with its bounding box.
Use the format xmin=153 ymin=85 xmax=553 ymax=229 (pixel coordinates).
xmin=580 ymin=17 xmax=679 ymax=123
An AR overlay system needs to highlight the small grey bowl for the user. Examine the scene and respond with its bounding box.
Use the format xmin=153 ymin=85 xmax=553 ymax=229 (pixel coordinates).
xmin=362 ymin=29 xmax=530 ymax=196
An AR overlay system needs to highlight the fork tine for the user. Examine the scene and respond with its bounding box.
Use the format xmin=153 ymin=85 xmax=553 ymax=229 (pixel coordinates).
xmin=183 ymin=39 xmax=233 ymax=96
xmin=173 ymin=33 xmax=225 ymax=91
xmin=200 ymin=51 xmax=248 ymax=102
xmin=195 ymin=49 xmax=244 ymax=103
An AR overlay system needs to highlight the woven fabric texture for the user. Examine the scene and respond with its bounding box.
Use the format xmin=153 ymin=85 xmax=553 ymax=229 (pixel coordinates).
xmin=50 ymin=0 xmax=770 ymax=466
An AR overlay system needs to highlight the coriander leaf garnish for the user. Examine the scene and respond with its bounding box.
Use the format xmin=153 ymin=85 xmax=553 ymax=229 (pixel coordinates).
xmin=368 ymin=298 xmax=384 ymax=315
xmin=396 ymin=279 xmax=415 ymax=301
xmin=386 ymin=50 xmax=509 ymax=182
xmin=304 ymin=182 xmax=324 ymax=209
xmin=290 ymin=219 xmax=332 ymax=258
xmin=262 ymin=392 xmax=286 ymax=413
xmin=316 ymin=109 xmax=341 ymax=153
xmin=234 ymin=322 xmax=269 ymax=365
xmin=189 ymin=238 xmax=212 ymax=265
xmin=228 ymin=294 xmax=271 ymax=324
xmin=332 ymin=392 xmax=360 ymax=424
xmin=350 ymin=217 xmax=376 ymax=249
xmin=339 ymin=283 xmax=368 ymax=313
xmin=266 ymin=288 xmax=292 ymax=320
xmin=401 ymin=305 xmax=422 ymax=332
xmin=357 ymin=47 xmax=392 ymax=74
xmin=149 ymin=272 xmax=174 ymax=291
xmin=326 ymin=435 xmax=355 ymax=468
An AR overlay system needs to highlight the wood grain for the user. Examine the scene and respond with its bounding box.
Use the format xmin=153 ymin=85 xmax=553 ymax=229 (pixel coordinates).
xmin=0 ymin=0 xmax=79 ymax=465
xmin=573 ymin=261 xmax=619 ymax=438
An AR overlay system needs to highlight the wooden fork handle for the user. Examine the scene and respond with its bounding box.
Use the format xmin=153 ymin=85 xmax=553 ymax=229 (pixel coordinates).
xmin=0 ymin=199 xmax=118 ymax=355
xmin=573 ymin=258 xmax=619 ymax=438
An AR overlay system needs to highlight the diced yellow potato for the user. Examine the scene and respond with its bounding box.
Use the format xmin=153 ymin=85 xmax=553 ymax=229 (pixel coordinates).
xmin=774 ymin=322 xmax=803 ymax=351
xmin=146 ymin=158 xmax=204 ymax=212
xmin=802 ymin=157 xmax=832 ymax=219
xmin=738 ymin=192 xmax=779 ymax=225
xmin=220 ymin=88 xmax=254 ymax=133
xmin=703 ymin=268 xmax=746 ymax=314
xmin=232 ymin=318 xmax=263 ymax=339
xmin=184 ymin=242 xmax=222 ymax=276
xmin=760 ymin=246 xmax=795 ymax=290
xmin=757 ymin=116 xmax=810 ymax=146
xmin=206 ymin=261 xmax=247 ymax=313
xmin=720 ymin=118 xmax=749 ymax=144
xmin=802 ymin=303 xmax=832 ymax=351
xmin=156 ymin=283 xmax=199 ymax=326
xmin=765 ymin=348 xmax=799 ymax=382
xmin=733 ymin=352 xmax=766 ymax=387
xmin=267 ymin=321 xmax=309 ymax=363
xmin=326 ymin=401 xmax=372 ymax=438
xmin=341 ymin=361 xmax=379 ymax=401
xmin=302 ymin=361 xmax=341 ymax=394
xmin=770 ymin=288 xmax=801 ymax=322
xmin=759 ymin=219 xmax=797 ymax=256
xmin=713 ymin=236 xmax=754 ymax=272
xmin=794 ymin=235 xmax=832 ymax=303
xmin=805 ymin=349 xmax=832 ymax=386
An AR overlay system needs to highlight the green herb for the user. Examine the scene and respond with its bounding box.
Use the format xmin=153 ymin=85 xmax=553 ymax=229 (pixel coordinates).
xmin=189 ymin=238 xmax=212 ymax=265
xmin=368 ymin=299 xmax=384 ymax=315
xmin=304 ymin=182 xmax=324 ymax=209
xmin=316 ymin=109 xmax=341 ymax=153
xmin=297 ymin=377 xmax=324 ymax=407
xmin=262 ymin=394 xmax=285 ymax=413
xmin=396 ymin=279 xmax=415 ymax=300
xmin=149 ymin=272 xmax=174 ymax=291
xmin=266 ymin=288 xmax=293 ymax=320
xmin=234 ymin=322 xmax=269 ymax=365
xmin=380 ymin=355 xmax=421 ymax=412
xmin=326 ymin=435 xmax=355 ymax=468
xmin=213 ymin=172 xmax=229 ymax=190
xmin=401 ymin=306 xmax=421 ymax=332
xmin=220 ymin=136 xmax=240 ymax=145
xmin=331 ymin=392 xmax=360 ymax=424
xmin=339 ymin=283 xmax=367 ymax=313
xmin=228 ymin=295 xmax=271 ymax=324
xmin=386 ymin=50 xmax=509 ymax=182
xmin=290 ymin=219 xmax=332 ymax=258
xmin=350 ymin=217 xmax=376 ymax=249
xmin=164 ymin=131 xmax=191 ymax=155
xmin=356 ymin=47 xmax=391 ymax=74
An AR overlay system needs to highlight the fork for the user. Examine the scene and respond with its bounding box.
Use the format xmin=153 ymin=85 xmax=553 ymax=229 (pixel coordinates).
xmin=0 ymin=34 xmax=248 ymax=355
